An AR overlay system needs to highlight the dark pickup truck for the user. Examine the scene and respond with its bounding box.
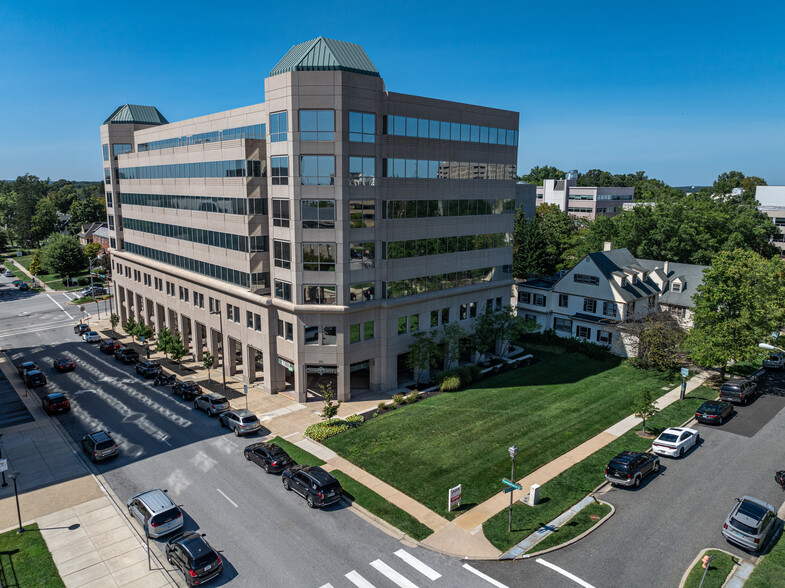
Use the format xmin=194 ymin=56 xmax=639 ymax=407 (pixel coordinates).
xmin=719 ymin=378 xmax=758 ymax=405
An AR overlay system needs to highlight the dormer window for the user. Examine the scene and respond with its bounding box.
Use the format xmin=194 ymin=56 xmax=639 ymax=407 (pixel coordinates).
xmin=632 ymin=275 xmax=638 ymax=284
xmin=621 ymin=278 xmax=628 ymax=286
xmin=672 ymin=282 xmax=682 ymax=293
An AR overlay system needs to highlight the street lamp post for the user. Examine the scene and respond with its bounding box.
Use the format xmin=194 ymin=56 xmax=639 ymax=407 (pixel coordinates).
xmin=9 ymin=471 xmax=23 ymax=533
xmin=508 ymin=445 xmax=518 ymax=533
xmin=0 ymin=434 xmax=7 ymax=487
xmin=88 ymin=256 xmax=102 ymax=320
xmin=210 ymin=309 xmax=226 ymax=390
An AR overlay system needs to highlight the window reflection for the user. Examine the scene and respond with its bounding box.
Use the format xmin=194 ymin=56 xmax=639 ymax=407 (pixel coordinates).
xmin=300 ymin=110 xmax=334 ymax=141
xmin=300 ymin=155 xmax=335 ymax=185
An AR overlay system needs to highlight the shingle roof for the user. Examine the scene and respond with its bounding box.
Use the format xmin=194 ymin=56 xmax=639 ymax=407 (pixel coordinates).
xmin=103 ymin=104 xmax=168 ymax=125
xmin=270 ymin=37 xmax=379 ymax=77
xmin=636 ymin=259 xmax=708 ymax=308
xmin=585 ymin=249 xmax=660 ymax=302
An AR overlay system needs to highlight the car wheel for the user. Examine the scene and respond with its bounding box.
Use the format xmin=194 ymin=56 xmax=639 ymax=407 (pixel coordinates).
xmin=283 ymin=478 xmax=291 ymax=491
xmin=307 ymin=496 xmax=316 ymax=509
xmin=219 ymin=417 xmax=225 ymax=428
xmin=244 ymin=451 xmax=250 ymax=461
xmin=207 ymin=409 xmax=213 ymax=417
xmin=653 ymin=461 xmax=660 ymax=472
xmin=633 ymin=476 xmax=641 ymax=488
xmin=263 ymin=463 xmax=270 ymax=473
xmin=695 ymin=434 xmax=700 ymax=444
xmin=193 ymin=401 xmax=199 ymax=409
xmin=718 ymin=416 xmax=724 ymax=425
xmin=234 ymin=427 xmax=240 ymax=437
xmin=678 ymin=447 xmax=684 ymax=457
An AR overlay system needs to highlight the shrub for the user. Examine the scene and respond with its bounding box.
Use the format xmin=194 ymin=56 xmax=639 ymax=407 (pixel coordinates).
xmin=346 ymin=414 xmax=364 ymax=427
xmin=392 ymin=393 xmax=406 ymax=406
xmin=77 ymin=276 xmax=91 ymax=286
xmin=407 ymin=390 xmax=420 ymax=404
xmin=377 ymin=401 xmax=388 ymax=411
xmin=465 ymin=364 xmax=482 ymax=383
xmin=455 ymin=366 xmax=472 ymax=385
xmin=305 ymin=418 xmax=350 ymax=442
xmin=440 ymin=376 xmax=461 ymax=392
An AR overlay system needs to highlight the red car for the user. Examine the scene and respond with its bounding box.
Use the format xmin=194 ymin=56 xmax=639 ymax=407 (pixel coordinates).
xmin=42 ymin=393 xmax=71 ymax=414
xmin=53 ymin=357 xmax=76 ymax=372
xmin=99 ymin=339 xmax=121 ymax=354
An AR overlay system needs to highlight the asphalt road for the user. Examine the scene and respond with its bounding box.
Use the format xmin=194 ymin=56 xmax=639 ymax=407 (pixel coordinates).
xmin=472 ymin=370 xmax=785 ymax=587
xmin=0 ymin=280 xmax=502 ymax=588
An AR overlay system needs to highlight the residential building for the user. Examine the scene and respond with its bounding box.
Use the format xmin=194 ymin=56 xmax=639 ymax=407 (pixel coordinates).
xmin=78 ymin=222 xmax=107 ymax=247
xmin=756 ymin=186 xmax=785 ymax=252
xmin=514 ymin=246 xmax=705 ymax=356
xmin=535 ymin=171 xmax=634 ymax=219
xmin=92 ymin=225 xmax=110 ymax=254
xmin=101 ymin=37 xmax=518 ymax=402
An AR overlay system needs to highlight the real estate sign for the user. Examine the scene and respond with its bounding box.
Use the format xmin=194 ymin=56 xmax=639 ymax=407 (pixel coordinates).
xmin=448 ymin=484 xmax=461 ymax=512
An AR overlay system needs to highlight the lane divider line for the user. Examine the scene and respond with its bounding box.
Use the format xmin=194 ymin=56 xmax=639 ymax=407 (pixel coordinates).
xmin=46 ymin=293 xmax=74 ymax=320
xmin=536 ymin=558 xmax=597 ymax=588
xmin=462 ymin=564 xmax=510 ymax=587
xmin=216 ymin=488 xmax=238 ymax=508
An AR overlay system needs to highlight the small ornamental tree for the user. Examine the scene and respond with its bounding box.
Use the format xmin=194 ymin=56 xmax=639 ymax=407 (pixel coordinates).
xmin=109 ymin=313 xmax=119 ymax=336
xmin=320 ymin=380 xmax=341 ymax=420
xmin=202 ymin=351 xmax=215 ymax=382
xmin=29 ymin=248 xmax=43 ymax=276
xmin=441 ymin=322 xmax=466 ymax=369
xmin=156 ymin=326 xmax=175 ymax=359
xmin=407 ymin=331 xmax=441 ymax=384
xmin=169 ymin=335 xmax=187 ymax=370
xmin=632 ymin=388 xmax=659 ymax=434
xmin=122 ymin=318 xmax=138 ymax=343
xmin=136 ymin=323 xmax=154 ymax=342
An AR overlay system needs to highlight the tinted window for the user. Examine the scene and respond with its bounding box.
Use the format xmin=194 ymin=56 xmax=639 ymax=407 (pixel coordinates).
xmin=721 ymin=385 xmax=740 ymax=393
xmin=150 ymin=507 xmax=181 ymax=527
xmin=730 ymin=516 xmax=761 ymax=535
xmin=241 ymin=416 xmax=259 ymax=424
xmin=699 ymin=403 xmax=719 ymax=414
xmin=212 ymin=396 xmax=227 ymax=404
xmin=608 ymin=460 xmax=629 ymax=471
xmin=658 ymin=433 xmax=679 ymax=442
xmin=95 ymin=440 xmax=115 ymax=450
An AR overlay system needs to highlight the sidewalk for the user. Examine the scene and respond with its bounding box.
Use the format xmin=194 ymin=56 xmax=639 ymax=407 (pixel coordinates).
xmin=0 ymin=348 xmax=176 ymax=587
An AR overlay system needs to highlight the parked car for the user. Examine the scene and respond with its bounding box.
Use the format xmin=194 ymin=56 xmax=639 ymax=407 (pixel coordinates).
xmin=52 ymin=357 xmax=76 ymax=372
xmin=719 ymin=378 xmax=758 ymax=405
xmin=244 ymin=442 xmax=294 ymax=473
xmin=42 ymin=392 xmax=70 ymax=414
xmin=135 ymin=361 xmax=162 ymax=378
xmin=218 ymin=409 xmax=261 ymax=436
xmin=4 ymin=269 xmax=14 ymax=277
xmin=172 ymin=381 xmax=202 ymax=401
xmin=17 ymin=361 xmax=38 ymax=377
xmin=126 ymin=489 xmax=183 ymax=538
xmin=282 ymin=465 xmax=343 ymax=508
xmin=99 ymin=339 xmax=121 ymax=354
xmin=114 ymin=347 xmax=140 ymax=364
xmin=81 ymin=430 xmax=119 ymax=462
xmin=24 ymin=369 xmax=47 ymax=387
xmin=193 ymin=393 xmax=229 ymax=416
xmin=762 ymin=353 xmax=785 ymax=370
xmin=80 ymin=285 xmax=106 ymax=297
xmin=11 ymin=279 xmax=23 ymax=287
xmin=74 ymin=323 xmax=90 ymax=335
xmin=695 ymin=400 xmax=734 ymax=425
xmin=18 ymin=282 xmax=29 ymax=291
xmin=82 ymin=331 xmax=101 ymax=343
xmin=652 ymin=427 xmax=700 ymax=458
xmin=722 ymin=496 xmax=777 ymax=552
xmin=166 ymin=531 xmax=222 ymax=586
xmin=605 ymin=451 xmax=660 ymax=488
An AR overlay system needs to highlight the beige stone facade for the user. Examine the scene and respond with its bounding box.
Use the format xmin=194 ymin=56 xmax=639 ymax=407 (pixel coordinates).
xmin=100 ymin=38 xmax=518 ymax=402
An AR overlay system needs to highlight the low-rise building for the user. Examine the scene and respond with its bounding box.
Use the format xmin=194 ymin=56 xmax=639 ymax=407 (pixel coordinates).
xmin=756 ymin=186 xmax=785 ymax=253
xmin=535 ymin=171 xmax=634 ymax=220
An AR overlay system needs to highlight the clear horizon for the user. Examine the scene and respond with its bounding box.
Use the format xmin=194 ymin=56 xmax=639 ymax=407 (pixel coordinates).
xmin=1 ymin=0 xmax=783 ymax=187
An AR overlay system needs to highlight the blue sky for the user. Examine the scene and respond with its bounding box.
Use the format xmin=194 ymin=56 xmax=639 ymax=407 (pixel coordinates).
xmin=1 ymin=1 xmax=783 ymax=186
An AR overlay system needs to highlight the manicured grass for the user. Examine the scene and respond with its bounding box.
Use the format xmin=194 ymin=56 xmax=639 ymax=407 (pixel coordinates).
xmin=3 ymin=260 xmax=27 ymax=280
xmin=330 ymin=470 xmax=433 ymax=541
xmin=0 ymin=524 xmax=64 ymax=587
xmin=528 ymin=501 xmax=611 ymax=554
xmin=683 ymin=550 xmax=738 ymax=588
xmin=268 ymin=436 xmax=326 ymax=466
xmin=325 ymin=352 xmax=679 ymax=519
xmin=483 ymin=385 xmax=717 ymax=551
xmin=746 ymin=530 xmax=785 ymax=587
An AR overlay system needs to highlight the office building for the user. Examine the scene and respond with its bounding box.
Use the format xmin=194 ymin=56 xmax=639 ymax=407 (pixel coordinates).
xmin=536 ymin=171 xmax=634 ymax=219
xmin=101 ymin=37 xmax=519 ymax=401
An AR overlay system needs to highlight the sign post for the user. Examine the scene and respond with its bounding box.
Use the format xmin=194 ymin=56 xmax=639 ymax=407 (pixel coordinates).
xmin=448 ymin=484 xmax=462 ymax=512
xmin=680 ymin=367 xmax=689 ymax=400
xmin=244 ymin=384 xmax=248 ymax=410
xmin=506 ymin=445 xmax=519 ymax=533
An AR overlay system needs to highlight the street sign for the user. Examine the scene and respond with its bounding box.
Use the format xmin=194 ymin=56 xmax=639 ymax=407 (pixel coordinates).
xmin=448 ymin=484 xmax=462 ymax=512
xmin=680 ymin=367 xmax=689 ymax=377
xmin=502 ymin=478 xmax=522 ymax=491
xmin=139 ymin=336 xmax=146 ymax=343
xmin=0 ymin=459 xmax=7 ymax=473
xmin=503 ymin=487 xmax=515 ymax=494
xmin=243 ymin=384 xmax=248 ymax=395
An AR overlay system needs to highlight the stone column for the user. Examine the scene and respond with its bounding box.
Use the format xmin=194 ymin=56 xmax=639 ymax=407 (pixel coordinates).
xmin=191 ymin=319 xmax=204 ymax=361
xmin=336 ymin=364 xmax=350 ymax=402
xmin=117 ymin=285 xmax=128 ymax=324
xmin=226 ymin=337 xmax=238 ymax=376
xmin=245 ymin=345 xmax=257 ymax=384
xmin=154 ymin=303 xmax=165 ymax=334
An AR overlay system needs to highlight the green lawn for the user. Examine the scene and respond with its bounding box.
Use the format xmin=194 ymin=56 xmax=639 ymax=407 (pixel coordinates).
xmin=268 ymin=436 xmax=326 ymax=466
xmin=0 ymin=524 xmax=64 ymax=587
xmin=528 ymin=501 xmax=612 ymax=554
xmin=683 ymin=550 xmax=738 ymax=588
xmin=482 ymin=386 xmax=716 ymax=551
xmin=330 ymin=470 xmax=433 ymax=541
xmin=746 ymin=530 xmax=785 ymax=587
xmin=325 ymin=352 xmax=679 ymax=519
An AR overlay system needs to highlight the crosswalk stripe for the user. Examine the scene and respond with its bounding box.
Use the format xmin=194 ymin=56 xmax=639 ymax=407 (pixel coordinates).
xmin=370 ymin=560 xmax=419 ymax=588
xmin=462 ymin=563 xmax=510 ymax=588
xmin=346 ymin=570 xmax=376 ymax=588
xmin=318 ymin=584 xmax=334 ymax=588
xmin=393 ymin=550 xmax=441 ymax=580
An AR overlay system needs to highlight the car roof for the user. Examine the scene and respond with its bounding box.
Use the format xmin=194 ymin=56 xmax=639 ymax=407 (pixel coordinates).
xmin=234 ymin=409 xmax=255 ymax=417
xmin=45 ymin=393 xmax=65 ymax=400
xmin=134 ymin=488 xmax=176 ymax=512
xmin=20 ymin=361 xmax=36 ymax=367
xmin=611 ymin=451 xmax=644 ymax=463
xmin=204 ymin=393 xmax=226 ymax=400
xmin=699 ymin=400 xmax=724 ymax=407
xmin=300 ymin=466 xmax=337 ymax=485
xmin=26 ymin=369 xmax=42 ymax=375
xmin=87 ymin=431 xmax=113 ymax=443
xmin=58 ymin=357 xmax=73 ymax=362
xmin=738 ymin=496 xmax=775 ymax=516
xmin=180 ymin=534 xmax=213 ymax=558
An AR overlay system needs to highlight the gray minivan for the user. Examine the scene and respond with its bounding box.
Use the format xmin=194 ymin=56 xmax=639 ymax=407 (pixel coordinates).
xmin=126 ymin=489 xmax=183 ymax=538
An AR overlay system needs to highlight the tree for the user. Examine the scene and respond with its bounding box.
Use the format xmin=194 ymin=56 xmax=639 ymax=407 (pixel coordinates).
xmin=407 ymin=331 xmax=441 ymax=384
xmin=31 ymin=198 xmax=59 ymax=246
xmin=169 ymin=335 xmax=187 ymax=370
xmin=519 ymin=165 xmax=565 ymax=185
xmin=441 ymin=322 xmax=466 ymax=369
xmin=156 ymin=326 xmax=175 ymax=360
xmin=83 ymin=242 xmax=102 ymax=260
xmin=685 ymin=249 xmax=785 ymax=380
xmin=474 ymin=306 xmax=538 ymax=359
xmin=122 ymin=318 xmax=138 ymax=343
xmin=536 ymin=203 xmax=578 ymax=273
xmin=136 ymin=323 xmax=154 ymax=341
xmin=29 ymin=248 xmax=43 ymax=276
xmin=632 ymin=388 xmax=659 ymax=434
xmin=512 ymin=212 xmax=547 ymax=278
xmin=8 ymin=174 xmax=48 ymax=245
xmin=320 ymin=380 xmax=341 ymax=420
xmin=68 ymin=197 xmax=105 ymax=229
xmin=616 ymin=312 xmax=686 ymax=371
xmin=202 ymin=351 xmax=215 ymax=382
xmin=0 ymin=229 xmax=8 ymax=252
xmin=40 ymin=233 xmax=87 ymax=277
xmin=110 ymin=313 xmax=119 ymax=336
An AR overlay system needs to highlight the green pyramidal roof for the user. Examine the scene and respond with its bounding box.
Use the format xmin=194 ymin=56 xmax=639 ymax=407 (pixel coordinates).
xmin=103 ymin=104 xmax=169 ymax=125
xmin=270 ymin=37 xmax=379 ymax=78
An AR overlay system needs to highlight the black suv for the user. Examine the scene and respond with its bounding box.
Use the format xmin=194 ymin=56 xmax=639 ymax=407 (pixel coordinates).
xmin=17 ymin=361 xmax=37 ymax=377
xmin=244 ymin=442 xmax=294 ymax=473
xmin=24 ymin=369 xmax=47 ymax=387
xmin=166 ymin=531 xmax=223 ymax=587
xmin=135 ymin=361 xmax=162 ymax=378
xmin=605 ymin=451 xmax=660 ymax=488
xmin=114 ymin=347 xmax=140 ymax=364
xmin=74 ymin=323 xmax=90 ymax=336
xmin=81 ymin=431 xmax=119 ymax=462
xmin=282 ymin=465 xmax=342 ymax=508
xmin=719 ymin=378 xmax=758 ymax=405
xmin=173 ymin=381 xmax=202 ymax=400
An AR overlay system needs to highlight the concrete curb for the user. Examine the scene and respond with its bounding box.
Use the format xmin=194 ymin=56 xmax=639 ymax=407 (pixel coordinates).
xmin=677 ymin=548 xmax=740 ymax=588
xmin=341 ymin=497 xmax=420 ymax=548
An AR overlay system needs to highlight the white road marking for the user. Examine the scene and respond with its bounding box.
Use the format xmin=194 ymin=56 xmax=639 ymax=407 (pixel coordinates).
xmin=345 ymin=570 xmax=376 ymax=587
xmin=536 ymin=558 xmax=597 ymax=588
xmin=370 ymin=560 xmax=419 ymax=587
xmin=462 ymin=564 xmax=510 ymax=588
xmin=46 ymin=293 xmax=74 ymax=319
xmin=216 ymin=488 xmax=238 ymax=508
xmin=393 ymin=550 xmax=441 ymax=580
xmin=318 ymin=584 xmax=334 ymax=588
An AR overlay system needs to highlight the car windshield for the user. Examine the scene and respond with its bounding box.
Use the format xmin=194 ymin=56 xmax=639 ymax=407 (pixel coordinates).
xmin=241 ymin=416 xmax=259 ymax=424
xmin=699 ymin=403 xmax=720 ymax=414
xmin=95 ymin=440 xmax=115 ymax=450
xmin=49 ymin=394 xmax=65 ymax=401
xmin=769 ymin=354 xmax=781 ymax=361
xmin=150 ymin=507 xmax=181 ymax=526
xmin=185 ymin=383 xmax=199 ymax=390
xmin=608 ymin=460 xmax=629 ymax=471
xmin=212 ymin=397 xmax=227 ymax=404
xmin=721 ymin=385 xmax=740 ymax=392
xmin=658 ymin=433 xmax=679 ymax=443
